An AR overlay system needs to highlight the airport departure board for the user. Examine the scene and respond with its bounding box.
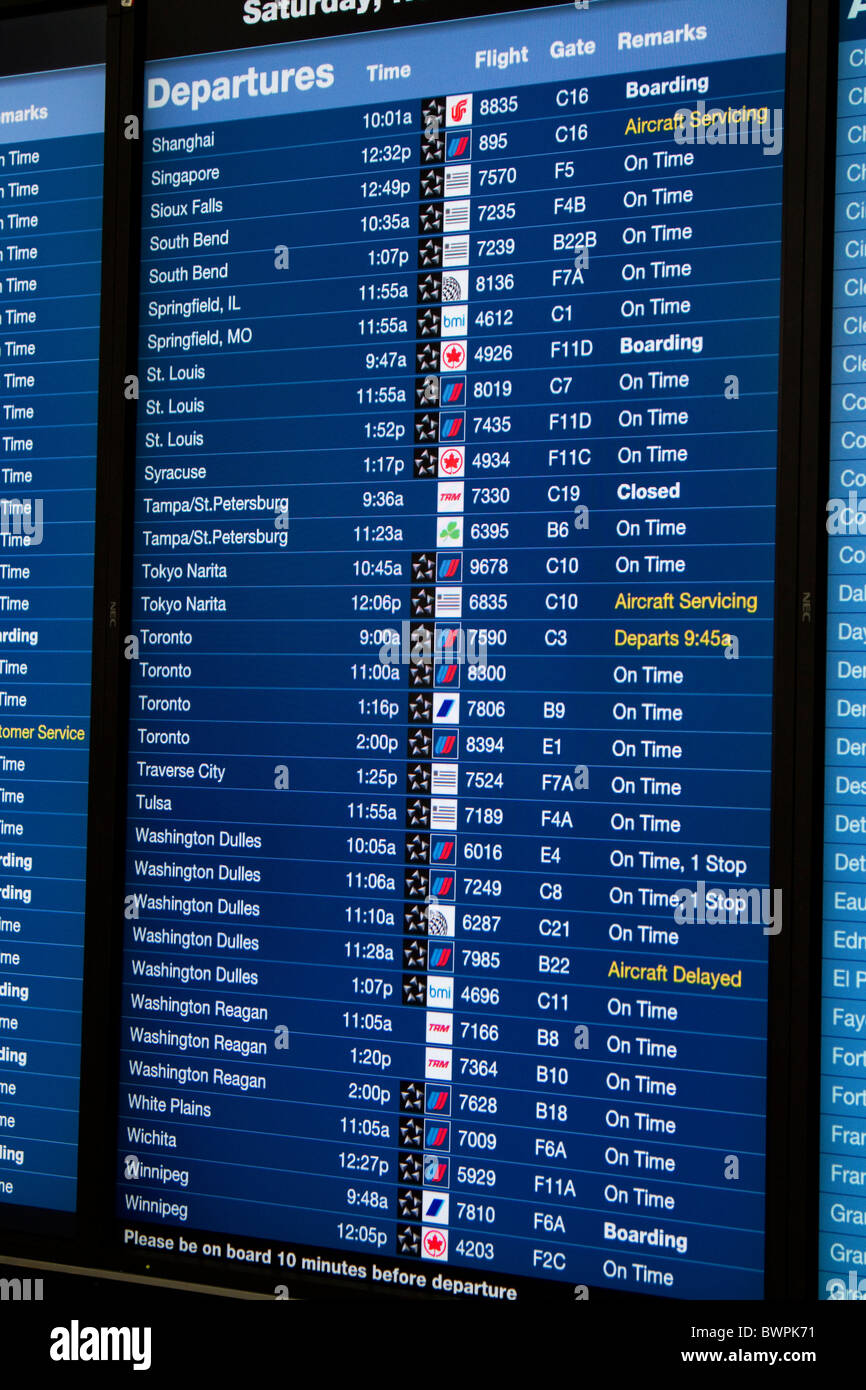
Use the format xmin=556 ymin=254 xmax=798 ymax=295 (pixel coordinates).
xmin=821 ymin=0 xmax=866 ymax=1300
xmin=115 ymin=0 xmax=789 ymax=1300
xmin=0 ymin=13 xmax=105 ymax=1219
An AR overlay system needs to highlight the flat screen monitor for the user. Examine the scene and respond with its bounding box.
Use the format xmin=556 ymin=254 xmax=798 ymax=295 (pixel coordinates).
xmin=0 ymin=4 xmax=106 ymax=1227
xmin=112 ymin=0 xmax=794 ymax=1301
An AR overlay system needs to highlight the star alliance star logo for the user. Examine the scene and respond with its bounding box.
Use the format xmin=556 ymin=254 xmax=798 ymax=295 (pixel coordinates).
xmin=406 ymin=764 xmax=431 ymax=795
xmin=404 ymin=865 xmax=429 ymax=895
xmin=413 ymin=450 xmax=437 ymax=480
xmin=396 ymin=1225 xmax=421 ymax=1256
xmin=405 ymin=832 xmax=429 ymax=864
xmin=416 ymin=344 xmax=440 ymax=373
xmin=400 ymin=1081 xmax=425 ymax=1111
xmin=405 ymin=798 xmax=430 ymax=829
xmin=403 ymin=941 xmax=427 ymax=970
xmin=411 ymin=553 xmax=436 ymax=584
xmin=399 ymin=1117 xmax=424 ymax=1146
xmin=415 ymin=413 xmax=438 ymax=444
xmin=420 ymin=169 xmax=444 ymax=200
xmin=409 ymin=692 xmax=433 ymax=722
xmin=409 ymin=662 xmax=433 ymax=687
xmin=417 ymin=308 xmax=441 ymax=337
xmin=422 ymin=97 xmax=445 ymax=127
xmin=419 ymin=203 xmax=443 ymax=234
xmin=408 ymin=728 xmax=432 ymax=759
xmin=411 ymin=587 xmax=435 ymax=617
xmin=402 ymin=975 xmax=426 ymax=1006
xmin=416 ymin=375 xmax=440 ymax=406
xmin=418 ymin=238 xmax=442 ymax=269
xmin=417 ymin=272 xmax=441 ymax=304
xmin=399 ymin=1152 xmax=423 ymax=1184
xmin=397 ymin=1189 xmax=422 ymax=1220
xmin=404 ymin=903 xmax=428 ymax=934
xmin=421 ymin=132 xmax=444 ymax=162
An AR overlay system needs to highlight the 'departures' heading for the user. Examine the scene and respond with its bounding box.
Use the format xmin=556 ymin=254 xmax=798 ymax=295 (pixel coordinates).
xmin=147 ymin=64 xmax=334 ymax=110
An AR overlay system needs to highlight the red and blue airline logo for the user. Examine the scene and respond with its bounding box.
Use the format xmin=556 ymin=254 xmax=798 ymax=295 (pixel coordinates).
xmin=437 ymin=555 xmax=461 ymax=581
xmin=431 ymin=873 xmax=454 ymax=898
xmin=446 ymin=132 xmax=471 ymax=159
xmin=434 ymin=732 xmax=457 ymax=756
xmin=440 ymin=415 xmax=464 ymax=441
xmin=426 ymin=1085 xmax=450 ymax=1114
xmin=424 ymin=1156 xmax=449 ymax=1186
xmin=429 ymin=944 xmax=453 ymax=971
xmin=440 ymin=378 xmax=464 ymax=405
xmin=435 ymin=664 xmax=459 ymax=687
xmin=431 ymin=837 xmax=455 ymax=864
xmin=426 ymin=1122 xmax=450 ymax=1150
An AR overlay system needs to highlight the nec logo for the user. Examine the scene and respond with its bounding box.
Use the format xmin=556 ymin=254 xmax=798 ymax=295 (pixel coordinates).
xmin=851 ymin=0 xmax=866 ymax=18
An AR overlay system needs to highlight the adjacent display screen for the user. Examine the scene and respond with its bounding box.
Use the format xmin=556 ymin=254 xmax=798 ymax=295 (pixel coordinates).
xmin=117 ymin=0 xmax=788 ymax=1299
xmin=820 ymin=0 xmax=866 ymax=1302
xmin=0 ymin=16 xmax=105 ymax=1216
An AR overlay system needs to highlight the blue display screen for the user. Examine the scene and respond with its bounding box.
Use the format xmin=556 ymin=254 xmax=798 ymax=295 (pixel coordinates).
xmin=117 ymin=0 xmax=788 ymax=1299
xmin=820 ymin=0 xmax=866 ymax=1303
xmin=0 ymin=59 xmax=105 ymax=1214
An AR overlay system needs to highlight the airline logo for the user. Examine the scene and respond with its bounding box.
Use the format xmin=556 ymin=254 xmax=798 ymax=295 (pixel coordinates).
xmin=430 ymin=835 xmax=455 ymax=863
xmin=440 ymin=377 xmax=465 ymax=406
xmin=442 ymin=268 xmax=469 ymax=302
xmin=426 ymin=902 xmax=455 ymax=937
xmin=442 ymin=237 xmax=470 ymax=269
xmin=440 ymin=340 xmax=466 ymax=372
xmin=446 ymin=131 xmax=471 ymax=159
xmin=438 ymin=447 xmax=464 ymax=478
xmin=426 ymin=1009 xmax=454 ymax=1042
xmin=422 ymin=1192 xmax=450 ymax=1225
xmin=430 ymin=798 xmax=458 ymax=832
xmin=436 ymin=624 xmax=461 ymax=651
xmin=433 ymin=693 xmax=460 ymax=723
xmin=435 ymin=664 xmax=460 ymax=689
xmin=444 ymin=163 xmax=471 ymax=194
xmin=427 ymin=977 xmax=454 ymax=1010
xmin=437 ymin=481 xmax=464 ymax=512
xmin=439 ymin=415 xmax=465 ymax=443
xmin=446 ymin=94 xmax=472 ymax=126
xmin=429 ymin=871 xmax=455 ymax=899
xmin=435 ymin=586 xmax=462 ymax=618
xmin=428 ymin=942 xmax=454 ymax=971
xmin=437 ymin=517 xmax=463 ymax=547
xmin=431 ymin=762 xmax=458 ymax=793
xmin=443 ymin=199 xmax=470 ymax=232
xmin=423 ymin=1154 xmax=449 ymax=1185
xmin=426 ymin=1084 xmax=450 ymax=1114
xmin=425 ymin=1046 xmax=453 ymax=1079
xmin=422 ymin=1226 xmax=449 ymax=1261
xmin=433 ymin=730 xmax=458 ymax=756
xmin=425 ymin=1121 xmax=450 ymax=1150
xmin=441 ymin=303 xmax=468 ymax=335
xmin=437 ymin=554 xmax=462 ymax=582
